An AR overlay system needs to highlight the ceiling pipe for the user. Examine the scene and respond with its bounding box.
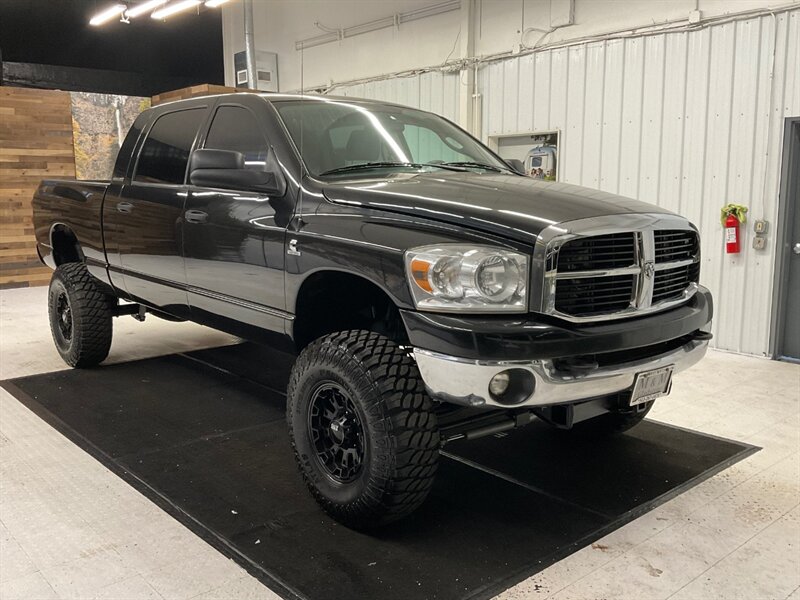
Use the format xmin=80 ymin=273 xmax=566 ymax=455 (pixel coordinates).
xmin=295 ymin=0 xmax=461 ymax=51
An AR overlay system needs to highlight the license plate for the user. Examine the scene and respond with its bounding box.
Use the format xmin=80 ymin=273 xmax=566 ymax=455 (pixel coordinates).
xmin=630 ymin=366 xmax=674 ymax=406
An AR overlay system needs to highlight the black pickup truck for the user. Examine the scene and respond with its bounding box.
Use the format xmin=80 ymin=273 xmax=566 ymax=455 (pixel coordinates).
xmin=33 ymin=93 xmax=712 ymax=528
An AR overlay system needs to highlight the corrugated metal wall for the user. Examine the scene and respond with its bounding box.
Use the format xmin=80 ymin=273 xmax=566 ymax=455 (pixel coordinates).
xmin=335 ymin=9 xmax=800 ymax=356
xmin=335 ymin=70 xmax=461 ymax=123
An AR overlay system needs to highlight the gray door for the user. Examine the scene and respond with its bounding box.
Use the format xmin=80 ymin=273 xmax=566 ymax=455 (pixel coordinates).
xmin=776 ymin=120 xmax=800 ymax=360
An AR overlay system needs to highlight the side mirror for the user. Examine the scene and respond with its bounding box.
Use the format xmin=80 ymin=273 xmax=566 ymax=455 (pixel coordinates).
xmin=189 ymin=149 xmax=286 ymax=196
xmin=505 ymin=158 xmax=526 ymax=175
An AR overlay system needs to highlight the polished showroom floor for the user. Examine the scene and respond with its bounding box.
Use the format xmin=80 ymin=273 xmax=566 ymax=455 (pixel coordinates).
xmin=1 ymin=286 xmax=798 ymax=600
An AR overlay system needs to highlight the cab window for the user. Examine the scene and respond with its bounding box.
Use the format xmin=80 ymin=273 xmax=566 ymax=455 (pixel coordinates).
xmin=204 ymin=106 xmax=269 ymax=169
xmin=134 ymin=108 xmax=205 ymax=184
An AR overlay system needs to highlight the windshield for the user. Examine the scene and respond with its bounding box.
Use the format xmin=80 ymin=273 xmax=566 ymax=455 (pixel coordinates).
xmin=274 ymin=99 xmax=509 ymax=177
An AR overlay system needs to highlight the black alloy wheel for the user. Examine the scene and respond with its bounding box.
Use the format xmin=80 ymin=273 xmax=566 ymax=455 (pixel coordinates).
xmin=55 ymin=291 xmax=73 ymax=342
xmin=307 ymin=382 xmax=366 ymax=484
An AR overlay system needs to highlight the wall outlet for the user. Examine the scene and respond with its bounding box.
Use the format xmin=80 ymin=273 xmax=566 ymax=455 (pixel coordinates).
xmin=753 ymin=236 xmax=766 ymax=250
xmin=754 ymin=220 xmax=768 ymax=234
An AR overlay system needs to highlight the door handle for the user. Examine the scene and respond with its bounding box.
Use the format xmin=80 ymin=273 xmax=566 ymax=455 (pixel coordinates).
xmin=184 ymin=209 xmax=208 ymax=224
xmin=116 ymin=201 xmax=133 ymax=214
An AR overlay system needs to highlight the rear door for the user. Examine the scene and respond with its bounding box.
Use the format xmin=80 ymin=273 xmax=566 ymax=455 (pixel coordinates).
xmin=183 ymin=98 xmax=292 ymax=336
xmin=104 ymin=106 xmax=208 ymax=314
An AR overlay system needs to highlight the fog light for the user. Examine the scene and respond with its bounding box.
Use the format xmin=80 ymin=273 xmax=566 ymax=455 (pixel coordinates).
xmin=489 ymin=371 xmax=511 ymax=396
xmin=488 ymin=369 xmax=536 ymax=405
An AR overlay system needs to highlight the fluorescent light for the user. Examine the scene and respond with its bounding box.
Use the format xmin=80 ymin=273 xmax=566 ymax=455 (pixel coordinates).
xmin=205 ymin=0 xmax=230 ymax=7
xmin=125 ymin=0 xmax=168 ymax=18
xmin=89 ymin=3 xmax=126 ymax=26
xmin=151 ymin=0 xmax=201 ymax=19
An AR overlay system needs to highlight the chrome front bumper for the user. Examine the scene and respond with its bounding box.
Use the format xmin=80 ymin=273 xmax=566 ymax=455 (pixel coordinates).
xmin=413 ymin=337 xmax=709 ymax=409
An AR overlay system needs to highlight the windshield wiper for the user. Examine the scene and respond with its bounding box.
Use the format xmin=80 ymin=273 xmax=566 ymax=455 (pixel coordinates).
xmin=319 ymin=162 xmax=467 ymax=176
xmin=441 ymin=161 xmax=510 ymax=173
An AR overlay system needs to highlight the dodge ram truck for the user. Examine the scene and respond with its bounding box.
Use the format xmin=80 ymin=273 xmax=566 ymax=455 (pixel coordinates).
xmin=32 ymin=93 xmax=713 ymax=528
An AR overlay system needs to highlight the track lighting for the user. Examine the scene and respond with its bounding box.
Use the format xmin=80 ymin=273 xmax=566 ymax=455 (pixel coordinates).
xmin=89 ymin=3 xmax=126 ymax=26
xmin=151 ymin=0 xmax=202 ymax=19
xmin=125 ymin=0 xmax=168 ymax=18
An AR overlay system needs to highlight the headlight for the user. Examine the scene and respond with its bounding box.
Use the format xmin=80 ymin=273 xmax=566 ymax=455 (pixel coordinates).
xmin=405 ymin=245 xmax=528 ymax=312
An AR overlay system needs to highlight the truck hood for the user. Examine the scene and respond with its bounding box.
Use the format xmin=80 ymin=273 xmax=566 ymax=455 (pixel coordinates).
xmin=321 ymin=172 xmax=673 ymax=243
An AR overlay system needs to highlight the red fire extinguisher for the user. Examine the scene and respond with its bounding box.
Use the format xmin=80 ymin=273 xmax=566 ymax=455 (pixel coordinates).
xmin=725 ymin=213 xmax=740 ymax=254
xmin=721 ymin=203 xmax=747 ymax=254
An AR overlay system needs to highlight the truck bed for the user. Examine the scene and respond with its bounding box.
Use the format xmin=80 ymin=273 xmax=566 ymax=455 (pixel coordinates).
xmin=32 ymin=179 xmax=110 ymax=272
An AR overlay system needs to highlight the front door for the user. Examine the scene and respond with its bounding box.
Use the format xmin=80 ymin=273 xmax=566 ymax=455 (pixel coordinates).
xmin=776 ymin=120 xmax=800 ymax=360
xmin=183 ymin=101 xmax=292 ymax=338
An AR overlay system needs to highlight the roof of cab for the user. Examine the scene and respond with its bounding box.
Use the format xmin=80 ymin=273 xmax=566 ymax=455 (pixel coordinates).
xmin=152 ymin=91 xmax=411 ymax=111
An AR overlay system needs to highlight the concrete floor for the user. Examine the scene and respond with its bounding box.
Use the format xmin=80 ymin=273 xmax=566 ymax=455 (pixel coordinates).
xmin=1 ymin=285 xmax=798 ymax=600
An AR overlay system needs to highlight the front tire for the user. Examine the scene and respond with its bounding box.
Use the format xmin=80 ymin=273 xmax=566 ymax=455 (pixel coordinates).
xmin=287 ymin=330 xmax=439 ymax=528
xmin=48 ymin=263 xmax=113 ymax=368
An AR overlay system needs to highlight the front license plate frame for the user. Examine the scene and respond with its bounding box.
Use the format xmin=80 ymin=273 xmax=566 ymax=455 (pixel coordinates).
xmin=630 ymin=365 xmax=674 ymax=407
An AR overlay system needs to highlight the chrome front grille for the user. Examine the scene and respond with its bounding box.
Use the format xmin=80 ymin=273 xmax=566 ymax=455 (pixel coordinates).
xmin=556 ymin=232 xmax=636 ymax=272
xmin=555 ymin=273 xmax=636 ymax=316
xmin=652 ymin=262 xmax=701 ymax=303
xmin=654 ymin=230 xmax=699 ymax=263
xmin=542 ymin=220 xmax=701 ymax=322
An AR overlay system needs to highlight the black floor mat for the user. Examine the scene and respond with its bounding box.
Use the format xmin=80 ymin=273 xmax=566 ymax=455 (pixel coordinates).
xmin=2 ymin=343 xmax=757 ymax=600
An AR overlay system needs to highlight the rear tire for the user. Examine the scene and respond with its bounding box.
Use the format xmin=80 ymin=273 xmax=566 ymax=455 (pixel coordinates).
xmin=48 ymin=263 xmax=113 ymax=368
xmin=287 ymin=330 xmax=439 ymax=529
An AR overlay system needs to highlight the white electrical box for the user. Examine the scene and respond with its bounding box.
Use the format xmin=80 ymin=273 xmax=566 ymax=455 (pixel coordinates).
xmin=233 ymin=50 xmax=279 ymax=92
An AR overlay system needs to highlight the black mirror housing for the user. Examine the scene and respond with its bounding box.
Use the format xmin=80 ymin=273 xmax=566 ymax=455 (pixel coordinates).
xmin=189 ymin=149 xmax=287 ymax=196
xmin=190 ymin=149 xmax=244 ymax=171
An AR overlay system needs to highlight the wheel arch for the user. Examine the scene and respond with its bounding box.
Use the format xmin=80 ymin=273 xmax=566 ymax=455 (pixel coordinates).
xmin=49 ymin=223 xmax=85 ymax=266
xmin=291 ymin=269 xmax=409 ymax=351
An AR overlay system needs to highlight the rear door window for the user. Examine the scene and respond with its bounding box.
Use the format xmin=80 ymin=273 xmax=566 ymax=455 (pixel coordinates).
xmin=134 ymin=108 xmax=205 ymax=184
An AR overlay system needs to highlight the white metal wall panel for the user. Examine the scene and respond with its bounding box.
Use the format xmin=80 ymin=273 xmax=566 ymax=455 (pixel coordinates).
xmin=580 ymin=43 xmax=601 ymax=190
xmin=479 ymin=9 xmax=800 ymax=355
xmin=599 ymin=40 xmax=625 ymax=195
xmin=659 ymin=33 xmax=688 ymax=217
xmin=334 ymin=71 xmax=461 ymax=123
xmin=618 ymin=37 xmax=645 ymax=200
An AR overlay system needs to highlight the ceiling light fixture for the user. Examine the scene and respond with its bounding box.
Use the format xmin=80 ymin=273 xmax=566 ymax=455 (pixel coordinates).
xmin=205 ymin=0 xmax=231 ymax=7
xmin=89 ymin=3 xmax=127 ymax=26
xmin=151 ymin=0 xmax=201 ymax=19
xmin=125 ymin=0 xmax=168 ymax=18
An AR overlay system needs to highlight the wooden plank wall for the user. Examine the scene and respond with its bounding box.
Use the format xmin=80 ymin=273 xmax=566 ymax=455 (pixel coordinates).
xmin=0 ymin=87 xmax=76 ymax=289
